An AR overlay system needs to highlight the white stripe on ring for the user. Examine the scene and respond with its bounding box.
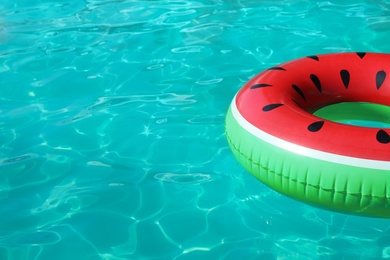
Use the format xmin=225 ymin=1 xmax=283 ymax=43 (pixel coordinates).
xmin=230 ymin=95 xmax=390 ymax=170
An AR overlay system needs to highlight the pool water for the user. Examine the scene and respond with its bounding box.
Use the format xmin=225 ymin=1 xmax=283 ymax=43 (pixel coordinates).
xmin=1 ymin=0 xmax=390 ymax=259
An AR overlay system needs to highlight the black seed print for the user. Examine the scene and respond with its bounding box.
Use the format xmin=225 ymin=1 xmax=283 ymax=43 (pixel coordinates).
xmin=307 ymin=55 xmax=319 ymax=61
xmin=340 ymin=69 xmax=350 ymax=89
xmin=262 ymin=104 xmax=283 ymax=111
xmin=376 ymin=70 xmax=386 ymax=90
xmin=267 ymin=67 xmax=286 ymax=71
xmin=308 ymin=121 xmax=324 ymax=132
xmin=356 ymin=52 xmax=366 ymax=59
xmin=291 ymin=99 xmax=300 ymax=106
xmin=310 ymin=74 xmax=322 ymax=93
xmin=250 ymin=84 xmax=272 ymax=89
xmin=376 ymin=130 xmax=390 ymax=144
xmin=292 ymin=84 xmax=306 ymax=101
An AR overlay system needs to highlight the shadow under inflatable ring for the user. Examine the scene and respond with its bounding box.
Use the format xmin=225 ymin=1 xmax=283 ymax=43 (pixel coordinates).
xmin=225 ymin=52 xmax=390 ymax=218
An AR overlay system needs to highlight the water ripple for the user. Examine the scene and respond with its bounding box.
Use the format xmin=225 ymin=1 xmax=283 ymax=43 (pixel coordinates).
xmin=154 ymin=173 xmax=211 ymax=184
xmin=171 ymin=46 xmax=206 ymax=53
xmin=0 ymin=154 xmax=38 ymax=165
xmin=86 ymin=94 xmax=196 ymax=111
xmin=60 ymin=94 xmax=196 ymax=125
xmin=14 ymin=231 xmax=61 ymax=246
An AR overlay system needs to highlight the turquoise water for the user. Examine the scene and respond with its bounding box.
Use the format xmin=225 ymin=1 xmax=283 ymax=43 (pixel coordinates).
xmin=1 ymin=0 xmax=390 ymax=259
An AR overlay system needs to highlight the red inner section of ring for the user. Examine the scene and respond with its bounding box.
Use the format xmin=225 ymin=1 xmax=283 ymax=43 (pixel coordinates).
xmin=236 ymin=52 xmax=390 ymax=161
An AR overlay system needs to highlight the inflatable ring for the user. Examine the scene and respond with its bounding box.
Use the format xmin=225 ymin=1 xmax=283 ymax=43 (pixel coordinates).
xmin=225 ymin=52 xmax=390 ymax=218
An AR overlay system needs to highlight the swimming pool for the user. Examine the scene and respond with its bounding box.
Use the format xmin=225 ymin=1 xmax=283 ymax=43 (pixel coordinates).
xmin=1 ymin=0 xmax=390 ymax=259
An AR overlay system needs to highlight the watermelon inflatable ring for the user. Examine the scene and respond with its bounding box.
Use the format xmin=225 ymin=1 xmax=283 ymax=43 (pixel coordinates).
xmin=225 ymin=52 xmax=390 ymax=218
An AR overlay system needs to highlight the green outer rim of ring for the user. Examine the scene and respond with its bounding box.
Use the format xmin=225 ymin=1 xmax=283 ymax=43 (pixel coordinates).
xmin=225 ymin=105 xmax=390 ymax=218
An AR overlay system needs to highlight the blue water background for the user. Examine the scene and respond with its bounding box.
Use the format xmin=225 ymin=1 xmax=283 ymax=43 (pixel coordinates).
xmin=1 ymin=0 xmax=390 ymax=259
